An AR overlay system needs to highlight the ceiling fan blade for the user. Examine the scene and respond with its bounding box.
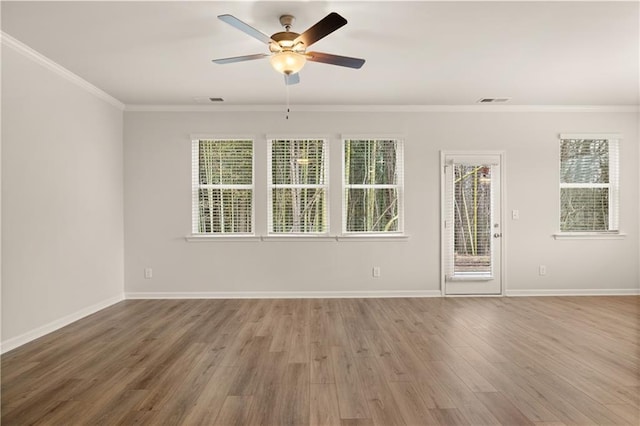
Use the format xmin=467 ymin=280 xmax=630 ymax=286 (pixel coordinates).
xmin=284 ymin=73 xmax=300 ymax=85
xmin=294 ymin=12 xmax=347 ymax=48
xmin=212 ymin=53 xmax=269 ymax=65
xmin=306 ymin=51 xmax=365 ymax=69
xmin=218 ymin=14 xmax=274 ymax=44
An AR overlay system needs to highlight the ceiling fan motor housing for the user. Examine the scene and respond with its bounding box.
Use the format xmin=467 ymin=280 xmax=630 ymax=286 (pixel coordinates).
xmin=269 ymin=31 xmax=304 ymax=53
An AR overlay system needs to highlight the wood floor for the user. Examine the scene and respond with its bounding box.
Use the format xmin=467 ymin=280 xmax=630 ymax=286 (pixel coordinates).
xmin=2 ymin=297 xmax=639 ymax=425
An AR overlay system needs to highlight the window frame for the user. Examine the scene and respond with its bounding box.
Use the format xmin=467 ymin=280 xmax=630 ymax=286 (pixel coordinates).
xmin=267 ymin=137 xmax=330 ymax=236
xmin=556 ymin=133 xmax=621 ymax=238
xmin=191 ymin=137 xmax=255 ymax=237
xmin=341 ymin=136 xmax=405 ymax=236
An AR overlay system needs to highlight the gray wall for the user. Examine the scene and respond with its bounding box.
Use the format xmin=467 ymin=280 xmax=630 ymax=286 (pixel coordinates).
xmin=2 ymin=46 xmax=125 ymax=346
xmin=124 ymin=110 xmax=639 ymax=296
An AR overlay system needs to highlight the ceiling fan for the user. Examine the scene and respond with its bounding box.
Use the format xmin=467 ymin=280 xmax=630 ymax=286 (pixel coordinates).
xmin=212 ymin=12 xmax=365 ymax=85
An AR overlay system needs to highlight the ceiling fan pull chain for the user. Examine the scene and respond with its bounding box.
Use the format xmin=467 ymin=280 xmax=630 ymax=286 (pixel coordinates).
xmin=285 ymin=83 xmax=290 ymax=120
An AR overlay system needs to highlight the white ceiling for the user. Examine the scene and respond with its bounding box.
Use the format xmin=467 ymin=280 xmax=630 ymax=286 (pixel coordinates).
xmin=2 ymin=1 xmax=639 ymax=106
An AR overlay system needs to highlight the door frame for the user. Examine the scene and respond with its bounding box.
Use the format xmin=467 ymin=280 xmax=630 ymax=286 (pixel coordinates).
xmin=440 ymin=150 xmax=507 ymax=297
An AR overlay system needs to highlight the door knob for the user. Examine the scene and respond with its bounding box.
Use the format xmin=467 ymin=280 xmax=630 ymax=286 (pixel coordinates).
xmin=493 ymin=233 xmax=502 ymax=238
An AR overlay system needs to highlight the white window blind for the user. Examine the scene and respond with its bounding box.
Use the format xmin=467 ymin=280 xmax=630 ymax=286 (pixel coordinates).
xmin=343 ymin=139 xmax=404 ymax=234
xmin=192 ymin=139 xmax=254 ymax=234
xmin=268 ymin=139 xmax=328 ymax=234
xmin=559 ymin=137 xmax=619 ymax=232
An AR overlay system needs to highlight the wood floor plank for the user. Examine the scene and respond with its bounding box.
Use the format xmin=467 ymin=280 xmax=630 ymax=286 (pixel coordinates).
xmin=429 ymin=407 xmax=470 ymax=426
xmin=387 ymin=381 xmax=441 ymax=425
xmin=212 ymin=395 xmax=254 ymax=425
xmin=331 ymin=345 xmax=370 ymax=420
xmin=354 ymin=355 xmax=407 ymax=426
xmin=310 ymin=383 xmax=342 ymax=426
xmin=311 ymin=342 xmax=335 ymax=384
xmin=1 ymin=296 xmax=637 ymax=425
xmin=474 ymin=391 xmax=535 ymax=425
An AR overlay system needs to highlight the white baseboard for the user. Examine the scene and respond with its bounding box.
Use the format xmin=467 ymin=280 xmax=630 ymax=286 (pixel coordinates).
xmin=1 ymin=294 xmax=125 ymax=354
xmin=505 ymin=288 xmax=640 ymax=297
xmin=125 ymin=290 xmax=443 ymax=299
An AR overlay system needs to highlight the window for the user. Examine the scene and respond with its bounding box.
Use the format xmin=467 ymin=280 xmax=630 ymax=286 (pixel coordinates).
xmin=343 ymin=138 xmax=404 ymax=234
xmin=268 ymin=138 xmax=328 ymax=234
xmin=192 ymin=139 xmax=254 ymax=234
xmin=559 ymin=135 xmax=619 ymax=233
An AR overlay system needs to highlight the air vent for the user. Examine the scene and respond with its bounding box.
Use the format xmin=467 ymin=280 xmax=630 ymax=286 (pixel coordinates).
xmin=478 ymin=97 xmax=511 ymax=103
xmin=193 ymin=96 xmax=224 ymax=104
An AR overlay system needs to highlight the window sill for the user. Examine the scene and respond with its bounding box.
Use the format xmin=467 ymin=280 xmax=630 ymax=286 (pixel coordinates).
xmin=185 ymin=234 xmax=261 ymax=242
xmin=185 ymin=234 xmax=409 ymax=242
xmin=337 ymin=234 xmax=409 ymax=242
xmin=262 ymin=235 xmax=336 ymax=242
xmin=553 ymin=232 xmax=627 ymax=240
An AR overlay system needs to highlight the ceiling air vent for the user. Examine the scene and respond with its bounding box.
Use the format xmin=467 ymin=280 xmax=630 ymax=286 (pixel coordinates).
xmin=193 ymin=96 xmax=224 ymax=104
xmin=478 ymin=97 xmax=511 ymax=103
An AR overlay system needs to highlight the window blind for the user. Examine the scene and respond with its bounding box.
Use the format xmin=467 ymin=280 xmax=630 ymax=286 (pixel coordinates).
xmin=192 ymin=139 xmax=254 ymax=234
xmin=343 ymin=139 xmax=404 ymax=233
xmin=268 ymin=139 xmax=328 ymax=234
xmin=559 ymin=138 xmax=619 ymax=232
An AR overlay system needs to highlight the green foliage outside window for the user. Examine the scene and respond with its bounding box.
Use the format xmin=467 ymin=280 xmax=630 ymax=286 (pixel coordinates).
xmin=344 ymin=140 xmax=401 ymax=233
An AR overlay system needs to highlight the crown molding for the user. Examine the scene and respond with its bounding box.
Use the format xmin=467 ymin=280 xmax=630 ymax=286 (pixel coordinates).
xmin=1 ymin=32 xmax=125 ymax=111
xmin=124 ymin=104 xmax=639 ymax=113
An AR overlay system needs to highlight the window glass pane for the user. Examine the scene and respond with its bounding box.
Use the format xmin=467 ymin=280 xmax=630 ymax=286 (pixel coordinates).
xmin=453 ymin=165 xmax=492 ymax=274
xmin=560 ymin=188 xmax=609 ymax=231
xmin=269 ymin=139 xmax=327 ymax=234
xmin=560 ymin=139 xmax=609 ymax=184
xmin=198 ymin=188 xmax=253 ymax=233
xmin=271 ymin=140 xmax=325 ymax=185
xmin=345 ymin=140 xmax=398 ymax=185
xmin=271 ymin=188 xmax=327 ymax=233
xmin=345 ymin=188 xmax=399 ymax=232
xmin=199 ymin=140 xmax=253 ymax=185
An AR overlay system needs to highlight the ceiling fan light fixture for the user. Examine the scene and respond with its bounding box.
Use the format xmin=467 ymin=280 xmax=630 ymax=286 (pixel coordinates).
xmin=270 ymin=51 xmax=306 ymax=75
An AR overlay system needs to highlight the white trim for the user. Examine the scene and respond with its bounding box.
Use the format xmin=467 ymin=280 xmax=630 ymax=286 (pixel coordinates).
xmin=125 ymin=290 xmax=442 ymax=299
xmin=124 ymin=104 xmax=640 ymax=113
xmin=0 ymin=294 xmax=124 ymax=354
xmin=185 ymin=234 xmax=409 ymax=242
xmin=337 ymin=234 xmax=409 ymax=241
xmin=341 ymin=133 xmax=406 ymax=141
xmin=506 ymin=289 xmax=640 ymax=297
xmin=185 ymin=235 xmax=260 ymax=242
xmin=1 ymin=32 xmax=125 ymax=110
xmin=559 ymin=133 xmax=622 ymax=140
xmin=266 ymin=134 xmax=331 ymax=141
xmin=446 ymin=274 xmax=494 ymax=282
xmin=553 ymin=232 xmax=627 ymax=240
xmin=191 ymin=134 xmax=256 ymax=142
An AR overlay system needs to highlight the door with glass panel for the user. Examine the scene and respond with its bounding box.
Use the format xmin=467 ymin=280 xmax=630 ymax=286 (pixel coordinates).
xmin=442 ymin=153 xmax=503 ymax=295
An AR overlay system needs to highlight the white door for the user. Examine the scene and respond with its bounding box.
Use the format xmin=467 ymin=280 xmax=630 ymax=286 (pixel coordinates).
xmin=441 ymin=153 xmax=503 ymax=295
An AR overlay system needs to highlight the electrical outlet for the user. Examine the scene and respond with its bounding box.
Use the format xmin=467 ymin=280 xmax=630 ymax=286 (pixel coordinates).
xmin=539 ymin=265 xmax=546 ymax=276
xmin=512 ymin=209 xmax=520 ymax=220
xmin=372 ymin=266 xmax=381 ymax=278
xmin=144 ymin=267 xmax=153 ymax=279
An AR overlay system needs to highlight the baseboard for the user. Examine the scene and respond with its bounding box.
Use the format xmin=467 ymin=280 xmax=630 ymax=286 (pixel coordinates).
xmin=125 ymin=290 xmax=443 ymax=299
xmin=505 ymin=288 xmax=640 ymax=297
xmin=1 ymin=294 xmax=125 ymax=354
